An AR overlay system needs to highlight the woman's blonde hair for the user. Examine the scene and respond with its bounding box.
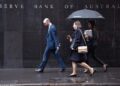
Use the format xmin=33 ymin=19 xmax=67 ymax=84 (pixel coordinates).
xmin=74 ymin=20 xmax=81 ymax=28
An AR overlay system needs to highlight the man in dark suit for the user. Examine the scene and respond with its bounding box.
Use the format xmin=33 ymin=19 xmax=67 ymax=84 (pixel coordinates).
xmin=35 ymin=18 xmax=66 ymax=73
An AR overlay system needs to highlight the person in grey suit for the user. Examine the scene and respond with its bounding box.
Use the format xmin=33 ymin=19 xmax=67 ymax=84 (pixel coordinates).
xmin=35 ymin=18 xmax=66 ymax=73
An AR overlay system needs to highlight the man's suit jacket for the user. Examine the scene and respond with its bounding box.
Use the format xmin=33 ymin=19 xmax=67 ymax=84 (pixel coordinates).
xmin=46 ymin=24 xmax=59 ymax=49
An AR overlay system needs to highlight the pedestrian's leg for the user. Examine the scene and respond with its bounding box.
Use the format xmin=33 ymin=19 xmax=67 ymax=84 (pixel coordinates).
xmin=53 ymin=50 xmax=66 ymax=69
xmin=79 ymin=62 xmax=94 ymax=75
xmin=92 ymin=48 xmax=104 ymax=65
xmin=38 ymin=47 xmax=51 ymax=70
xmin=70 ymin=61 xmax=77 ymax=75
xmin=90 ymin=46 xmax=108 ymax=71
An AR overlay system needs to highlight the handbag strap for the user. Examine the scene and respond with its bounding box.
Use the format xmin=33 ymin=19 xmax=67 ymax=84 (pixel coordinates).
xmin=79 ymin=29 xmax=87 ymax=46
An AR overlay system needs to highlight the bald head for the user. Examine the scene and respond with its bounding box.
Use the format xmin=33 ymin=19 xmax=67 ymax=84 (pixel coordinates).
xmin=43 ymin=18 xmax=50 ymax=23
xmin=43 ymin=18 xmax=50 ymax=26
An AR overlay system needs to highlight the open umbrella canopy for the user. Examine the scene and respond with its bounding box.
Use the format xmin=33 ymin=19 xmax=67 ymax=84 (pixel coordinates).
xmin=67 ymin=9 xmax=104 ymax=19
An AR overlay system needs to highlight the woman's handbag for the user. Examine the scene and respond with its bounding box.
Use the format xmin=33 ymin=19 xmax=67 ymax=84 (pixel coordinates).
xmin=77 ymin=29 xmax=88 ymax=53
xmin=78 ymin=46 xmax=88 ymax=53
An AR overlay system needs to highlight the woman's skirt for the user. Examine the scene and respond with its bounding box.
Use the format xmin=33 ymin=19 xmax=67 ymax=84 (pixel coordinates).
xmin=70 ymin=50 xmax=87 ymax=63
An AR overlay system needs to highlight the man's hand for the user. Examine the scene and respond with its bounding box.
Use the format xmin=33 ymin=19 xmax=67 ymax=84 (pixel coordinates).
xmin=55 ymin=46 xmax=60 ymax=54
xmin=56 ymin=46 xmax=59 ymax=50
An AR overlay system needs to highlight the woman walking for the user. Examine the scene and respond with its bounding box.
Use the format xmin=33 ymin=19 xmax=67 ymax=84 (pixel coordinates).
xmin=84 ymin=20 xmax=108 ymax=72
xmin=67 ymin=20 xmax=95 ymax=77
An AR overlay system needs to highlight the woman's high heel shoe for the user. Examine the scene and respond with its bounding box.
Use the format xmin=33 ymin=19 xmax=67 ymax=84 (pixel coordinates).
xmin=89 ymin=68 xmax=95 ymax=76
xmin=69 ymin=74 xmax=77 ymax=77
xmin=84 ymin=69 xmax=89 ymax=73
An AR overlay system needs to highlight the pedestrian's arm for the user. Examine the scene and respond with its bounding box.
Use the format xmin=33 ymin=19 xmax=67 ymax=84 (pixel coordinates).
xmin=51 ymin=28 xmax=59 ymax=48
xmin=67 ymin=35 xmax=72 ymax=42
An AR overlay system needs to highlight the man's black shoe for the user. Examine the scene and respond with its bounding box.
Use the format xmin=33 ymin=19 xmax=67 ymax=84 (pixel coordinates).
xmin=60 ymin=68 xmax=65 ymax=72
xmin=35 ymin=68 xmax=44 ymax=73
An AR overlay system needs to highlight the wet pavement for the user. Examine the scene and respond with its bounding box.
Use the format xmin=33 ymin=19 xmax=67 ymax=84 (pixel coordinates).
xmin=0 ymin=68 xmax=120 ymax=86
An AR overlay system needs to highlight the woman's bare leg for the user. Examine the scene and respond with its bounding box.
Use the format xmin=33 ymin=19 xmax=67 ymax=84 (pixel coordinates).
xmin=79 ymin=62 xmax=94 ymax=75
xmin=70 ymin=61 xmax=77 ymax=75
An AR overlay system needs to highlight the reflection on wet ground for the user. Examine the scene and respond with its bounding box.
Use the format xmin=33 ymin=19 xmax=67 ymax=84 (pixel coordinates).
xmin=0 ymin=68 xmax=120 ymax=86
